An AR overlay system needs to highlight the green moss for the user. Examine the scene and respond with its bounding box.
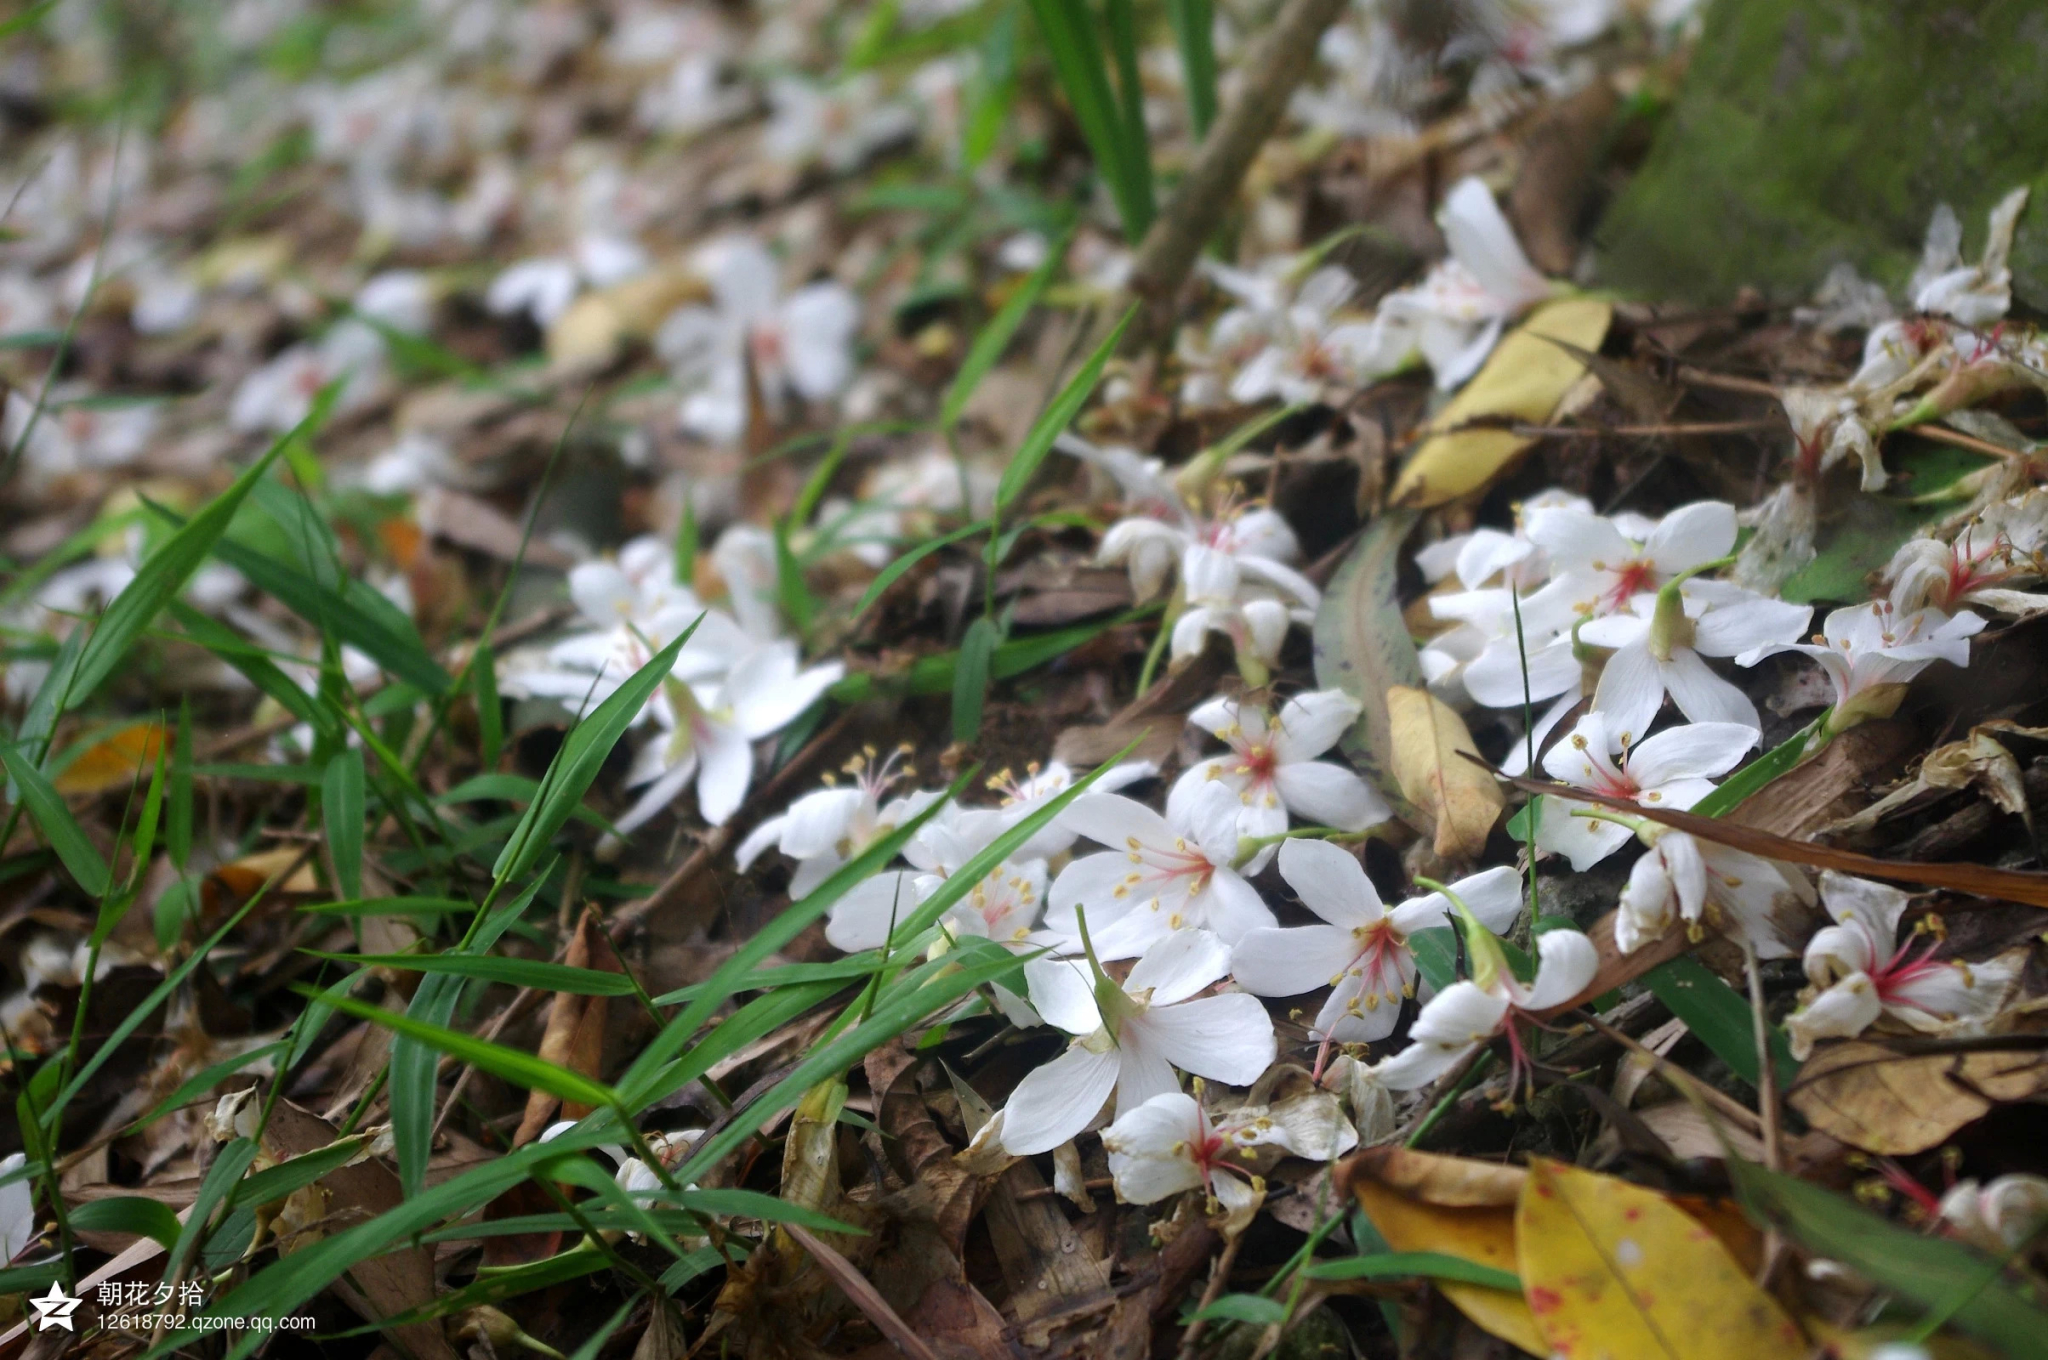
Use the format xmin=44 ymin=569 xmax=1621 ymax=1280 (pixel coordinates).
xmin=1598 ymin=0 xmax=2048 ymax=307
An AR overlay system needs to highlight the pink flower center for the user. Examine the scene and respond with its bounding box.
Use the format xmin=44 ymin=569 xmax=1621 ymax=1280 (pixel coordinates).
xmin=1603 ymin=558 xmax=1655 ymax=610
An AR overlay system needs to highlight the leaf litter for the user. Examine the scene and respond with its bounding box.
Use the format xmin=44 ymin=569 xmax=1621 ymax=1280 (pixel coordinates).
xmin=0 ymin=2 xmax=2047 ymax=1359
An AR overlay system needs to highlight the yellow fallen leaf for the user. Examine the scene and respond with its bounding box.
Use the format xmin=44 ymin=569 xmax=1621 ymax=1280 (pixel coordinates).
xmin=1390 ymin=296 xmax=1614 ymax=508
xmin=1346 ymin=1149 xmax=1544 ymax=1354
xmin=53 ymin=721 xmax=165 ymax=796
xmin=1386 ymin=685 xmax=1502 ymax=859
xmin=1515 ymin=1158 xmax=1804 ymax=1360
xmin=212 ymin=846 xmax=321 ymax=897
xmin=546 ymin=264 xmax=709 ymax=373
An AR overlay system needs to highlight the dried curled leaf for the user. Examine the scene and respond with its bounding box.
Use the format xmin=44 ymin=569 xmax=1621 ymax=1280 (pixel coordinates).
xmin=1388 ymin=685 xmax=1503 ymax=859
xmin=1787 ymin=1033 xmax=2048 ymax=1155
xmin=1390 ymin=297 xmax=1614 ymax=508
xmin=1515 ymin=1158 xmax=1804 ymax=1360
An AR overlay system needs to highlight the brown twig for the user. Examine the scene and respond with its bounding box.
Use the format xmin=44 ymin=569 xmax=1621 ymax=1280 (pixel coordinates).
xmin=1506 ymin=419 xmax=1781 ymax=439
xmin=1175 ymin=1228 xmax=1246 ymax=1360
xmin=1742 ymin=941 xmax=1791 ymax=1289
xmin=1892 ymin=422 xmax=2040 ymax=463
xmin=1125 ymin=0 xmax=1349 ymax=305
xmin=1581 ymin=1012 xmax=1765 ymax=1136
xmin=1674 ymin=366 xmax=1781 ymax=398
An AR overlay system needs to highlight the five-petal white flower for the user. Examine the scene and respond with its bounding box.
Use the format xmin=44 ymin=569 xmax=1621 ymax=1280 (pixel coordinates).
xmin=1534 ymin=712 xmax=1757 ymax=871
xmin=1785 ymin=872 xmax=2020 ymax=1059
xmin=1371 ymin=927 xmax=1598 ymax=1091
xmin=1046 ymin=784 xmax=1276 ymax=959
xmin=1231 ymin=840 xmax=1522 ymax=1042
xmin=1168 ymin=690 xmax=1388 ymax=856
xmin=1000 ymin=929 xmax=1277 ymax=1155
xmin=1738 ymin=599 xmax=1986 ymax=735
xmin=1616 ymin=825 xmax=1816 ymax=959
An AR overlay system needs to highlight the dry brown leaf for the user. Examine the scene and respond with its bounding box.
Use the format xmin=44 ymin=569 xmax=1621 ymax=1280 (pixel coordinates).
xmin=513 ymin=908 xmax=619 ymax=1146
xmin=1389 ymin=297 xmax=1614 ymax=508
xmin=1389 ymin=685 xmax=1502 ymax=859
xmin=211 ymin=845 xmax=321 ymax=897
xmin=53 ymin=720 xmax=165 ymax=796
xmin=1787 ymin=1036 xmax=2048 ymax=1155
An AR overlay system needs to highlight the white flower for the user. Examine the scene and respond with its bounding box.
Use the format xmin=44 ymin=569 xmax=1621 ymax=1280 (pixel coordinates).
xmin=1001 ymin=929 xmax=1276 ymax=1155
xmin=708 ymin=524 xmax=784 ymax=643
xmin=1785 ymin=872 xmax=2019 ymax=1060
xmin=1370 ymin=177 xmax=1555 ymax=390
xmin=1168 ymin=690 xmax=1387 ymax=855
xmin=1101 ymin=1089 xmax=1355 ymax=1236
xmin=974 ymin=758 xmax=1156 ymax=862
xmin=617 ymin=642 xmax=844 ymax=831
xmin=1231 ymin=839 xmax=1522 ymax=1042
xmin=3 ymin=386 xmax=158 ymax=481
xmin=656 ymin=236 xmax=861 ymax=443
xmin=1535 ymin=712 xmax=1758 ymax=870
xmin=1737 ymin=600 xmax=1986 ymax=735
xmin=1885 ymin=493 xmax=2048 ymax=615
xmin=1530 ymin=499 xmax=1739 ymax=620
xmin=1911 ymin=188 xmax=2028 ymax=327
xmin=1169 ymin=545 xmax=1317 ymax=674
xmin=1372 ymin=926 xmax=1598 ymax=1091
xmin=1939 ymin=1175 xmax=2048 ymax=1253
xmin=1046 ymin=784 xmax=1275 ymax=959
xmin=1578 ymin=581 xmax=1813 ymax=741
xmin=1 ymin=1151 xmax=33 ymax=1261
xmin=760 ymin=74 xmax=918 ymax=175
xmin=1616 ymin=825 xmax=1816 ymax=959
xmin=737 ymin=745 xmax=940 ymax=899
xmin=1214 ymin=266 xmax=1389 ymax=406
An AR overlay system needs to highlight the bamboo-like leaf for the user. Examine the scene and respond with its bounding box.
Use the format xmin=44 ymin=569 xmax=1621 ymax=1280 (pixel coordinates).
xmin=1728 ymin=1157 xmax=2048 ymax=1354
xmin=1 ymin=741 xmax=110 ymax=896
xmin=68 ymin=1195 xmax=182 ymax=1250
xmin=494 ymin=623 xmax=695 ymax=884
xmin=230 ymin=1137 xmax=367 ymax=1210
xmin=994 ymin=305 xmax=1135 ymax=514
xmin=164 ymin=1137 xmax=257 ymax=1283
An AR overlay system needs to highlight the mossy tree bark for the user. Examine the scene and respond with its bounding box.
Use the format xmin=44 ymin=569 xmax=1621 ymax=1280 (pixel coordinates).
xmin=1597 ymin=0 xmax=2048 ymax=308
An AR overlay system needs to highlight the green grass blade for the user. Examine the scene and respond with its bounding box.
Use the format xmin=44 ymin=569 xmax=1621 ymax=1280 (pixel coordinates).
xmin=942 ymin=233 xmax=1067 ymax=428
xmin=322 ymin=748 xmax=365 ymax=900
xmin=852 ymin=517 xmax=993 ymax=618
xmin=1165 ymin=0 xmax=1217 ymax=136
xmin=994 ymin=304 xmax=1136 ymax=515
xmin=201 ymin=533 xmax=451 ymax=694
xmin=304 ymin=983 xmax=620 ymax=1111
xmin=164 ymin=1137 xmax=257 ymax=1283
xmin=68 ymin=1196 xmax=181 ymax=1250
xmin=494 ymin=621 xmax=696 ymax=884
xmin=306 ymin=950 xmax=638 ymax=995
xmin=951 ymin=615 xmax=1000 ymax=744
xmin=473 ymin=642 xmax=503 ymax=771
xmin=298 ymin=895 xmax=474 ymax=918
xmin=69 ymin=392 xmax=332 ymax=710
xmin=229 ymin=1137 xmax=367 ymax=1210
xmin=1102 ymin=0 xmax=1153 ymax=219
xmin=1642 ymin=955 xmax=1798 ymax=1091
xmin=1025 ymin=0 xmax=1153 ymax=238
xmin=0 ymin=741 xmax=109 ymax=896
xmin=168 ymin=601 xmax=341 ymax=745
xmin=1303 ymin=1250 xmax=1520 ymax=1290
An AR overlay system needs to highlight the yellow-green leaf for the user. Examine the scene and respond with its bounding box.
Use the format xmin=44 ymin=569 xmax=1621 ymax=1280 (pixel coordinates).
xmin=1515 ymin=1158 xmax=1804 ymax=1360
xmin=1391 ymin=297 xmax=1613 ymax=509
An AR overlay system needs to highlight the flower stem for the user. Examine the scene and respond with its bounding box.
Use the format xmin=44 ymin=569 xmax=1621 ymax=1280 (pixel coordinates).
xmin=1404 ymin=1049 xmax=1493 ymax=1148
xmin=1231 ymin=824 xmax=1373 ymax=869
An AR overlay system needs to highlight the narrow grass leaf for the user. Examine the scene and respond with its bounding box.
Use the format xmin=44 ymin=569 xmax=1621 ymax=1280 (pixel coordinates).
xmin=994 ymin=304 xmax=1135 ymax=514
xmin=67 ymin=1196 xmax=182 ymax=1250
xmin=1165 ymin=0 xmax=1216 ymax=136
xmin=852 ymin=517 xmax=992 ymax=618
xmin=474 ymin=642 xmax=503 ymax=770
xmin=304 ymin=983 xmax=620 ymax=1111
xmin=1305 ymin=1251 xmax=1521 ymax=1290
xmin=307 ymin=950 xmax=639 ymax=995
xmin=495 ymin=622 xmax=695 ymax=884
xmin=941 ymin=233 xmax=1066 ymax=428
xmin=1 ymin=741 xmax=109 ymax=896
xmin=70 ymin=394 xmax=329 ymax=709
xmin=322 ymin=748 xmax=365 ymax=900
xmin=951 ymin=615 xmax=1000 ymax=744
xmin=1025 ymin=0 xmax=1152 ymax=238
xmin=1643 ymin=955 xmax=1798 ymax=1091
